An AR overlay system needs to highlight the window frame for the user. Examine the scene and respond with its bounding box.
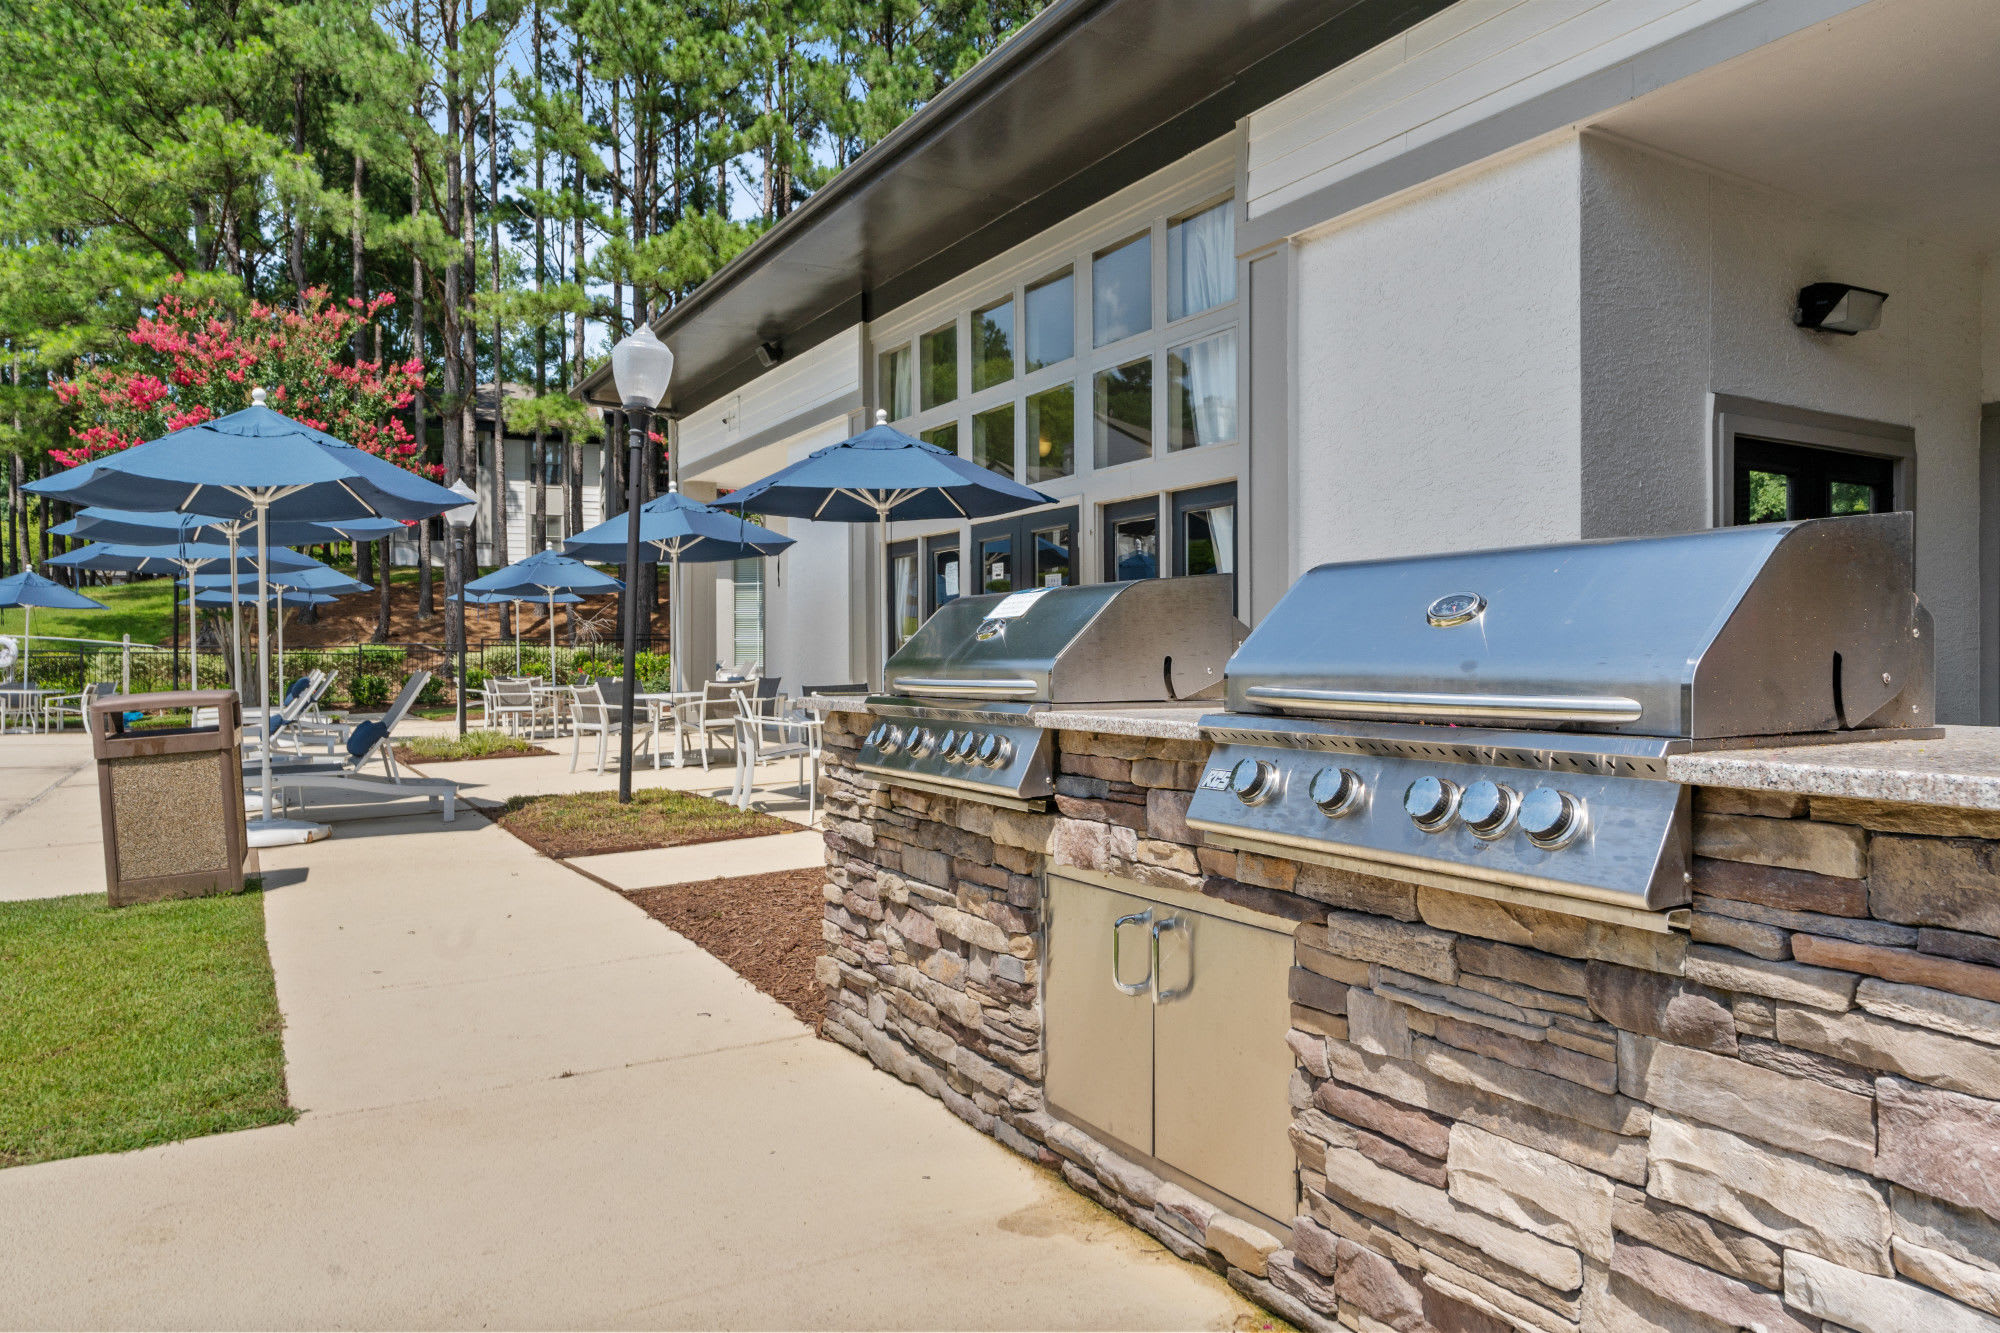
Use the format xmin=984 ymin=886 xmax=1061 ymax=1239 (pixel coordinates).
xmin=972 ymin=506 xmax=1081 ymax=596
xmin=1172 ymin=480 xmax=1240 ymax=609
xmin=924 ymin=532 xmax=961 ymax=618
xmin=1713 ymin=398 xmax=1915 ymax=528
xmin=1101 ymin=494 xmax=1163 ymax=584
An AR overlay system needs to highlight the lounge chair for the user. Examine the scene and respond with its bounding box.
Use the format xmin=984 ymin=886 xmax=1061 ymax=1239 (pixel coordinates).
xmin=251 ymin=671 xmax=458 ymax=821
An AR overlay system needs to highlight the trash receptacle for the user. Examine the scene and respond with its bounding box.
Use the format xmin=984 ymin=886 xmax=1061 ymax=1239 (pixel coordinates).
xmin=90 ymin=690 xmax=247 ymax=907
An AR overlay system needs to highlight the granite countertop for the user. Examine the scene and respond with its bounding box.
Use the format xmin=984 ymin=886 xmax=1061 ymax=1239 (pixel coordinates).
xmin=807 ymin=694 xmax=2000 ymax=811
xmin=1666 ymin=726 xmax=2000 ymax=811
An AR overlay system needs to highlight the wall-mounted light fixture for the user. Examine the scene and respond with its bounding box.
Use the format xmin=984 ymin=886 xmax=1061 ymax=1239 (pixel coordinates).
xmin=1794 ymin=282 xmax=1888 ymax=335
xmin=756 ymin=340 xmax=785 ymax=368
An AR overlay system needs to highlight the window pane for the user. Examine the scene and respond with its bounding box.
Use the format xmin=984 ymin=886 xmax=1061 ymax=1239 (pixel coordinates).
xmin=1183 ymin=504 xmax=1235 ymax=576
xmin=1168 ymin=201 xmax=1236 ymax=321
xmin=920 ymin=422 xmax=957 ymax=452
xmin=980 ymin=536 xmax=1014 ymax=592
xmin=920 ymin=322 xmax=957 ymax=410
xmin=1093 ymin=233 xmax=1151 ymax=347
xmin=892 ymin=552 xmax=920 ymax=645
xmin=972 ymin=298 xmax=1014 ymax=391
xmin=1026 ymin=383 xmax=1074 ymax=483
xmin=1093 ymin=357 xmax=1152 ymax=468
xmin=1167 ymin=329 xmax=1238 ymax=450
xmin=932 ymin=547 xmax=961 ymax=608
xmin=1830 ymin=480 xmax=1879 ymax=515
xmin=731 ymin=557 xmax=764 ymax=671
xmin=1034 ymin=524 xmax=1073 ymax=588
xmin=1746 ymin=470 xmax=1790 ymax=522
xmin=1024 ymin=270 xmax=1074 ymax=371
xmin=971 ymin=403 xmax=1015 ymax=479
xmin=1112 ymin=515 xmax=1158 ymax=581
xmin=879 ymin=345 xmax=912 ymax=420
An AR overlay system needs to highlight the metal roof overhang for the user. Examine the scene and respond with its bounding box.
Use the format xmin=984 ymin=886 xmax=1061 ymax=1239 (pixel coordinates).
xmin=579 ymin=0 xmax=1451 ymax=416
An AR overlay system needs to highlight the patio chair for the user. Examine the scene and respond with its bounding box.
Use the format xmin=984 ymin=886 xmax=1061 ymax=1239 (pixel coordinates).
xmin=42 ymin=680 xmax=115 ymax=733
xmin=567 ymin=680 xmax=656 ymax=774
xmin=481 ymin=678 xmax=537 ymax=735
xmin=253 ymin=670 xmax=458 ymax=822
xmin=673 ymin=678 xmax=753 ymax=771
xmin=731 ymin=691 xmax=821 ymax=823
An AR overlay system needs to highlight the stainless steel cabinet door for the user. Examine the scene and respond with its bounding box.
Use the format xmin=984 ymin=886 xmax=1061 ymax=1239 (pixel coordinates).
xmin=1046 ymin=876 xmax=1156 ymax=1154
xmin=1150 ymin=909 xmax=1297 ymax=1222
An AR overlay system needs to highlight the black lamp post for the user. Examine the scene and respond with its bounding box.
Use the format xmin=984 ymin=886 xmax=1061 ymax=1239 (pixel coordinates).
xmin=444 ymin=478 xmax=478 ymax=738
xmin=608 ymin=325 xmax=673 ymax=803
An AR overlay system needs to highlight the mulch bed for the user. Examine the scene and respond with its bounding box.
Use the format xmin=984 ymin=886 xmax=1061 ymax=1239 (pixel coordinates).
xmin=623 ymin=867 xmax=828 ymax=1029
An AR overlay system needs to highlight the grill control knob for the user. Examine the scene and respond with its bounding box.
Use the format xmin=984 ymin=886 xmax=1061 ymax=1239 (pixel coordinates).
xmin=1309 ymin=767 xmax=1364 ymax=817
xmin=977 ymin=734 xmax=1012 ymax=767
xmin=877 ymin=725 xmax=904 ymax=755
xmin=1460 ymin=780 xmax=1519 ymax=839
xmin=1230 ymin=758 xmax=1279 ymax=805
xmin=953 ymin=732 xmax=980 ymax=762
xmin=1404 ymin=776 xmax=1460 ymax=832
xmin=938 ymin=729 xmax=961 ymax=761
xmin=908 ymin=728 xmax=936 ymax=757
xmin=1520 ymin=788 xmax=1585 ymax=848
xmin=865 ymin=723 xmax=885 ymax=749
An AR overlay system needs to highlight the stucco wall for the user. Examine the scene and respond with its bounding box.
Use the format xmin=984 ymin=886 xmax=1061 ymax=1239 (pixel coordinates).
xmin=1291 ymin=136 xmax=1585 ymax=571
xmin=1578 ymin=133 xmax=1986 ymax=721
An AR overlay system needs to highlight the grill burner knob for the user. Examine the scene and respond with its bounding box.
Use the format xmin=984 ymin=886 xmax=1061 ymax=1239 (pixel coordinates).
xmin=1520 ymin=788 xmax=1585 ymax=849
xmin=1230 ymin=758 xmax=1279 ymax=805
xmin=1404 ymin=776 xmax=1460 ymax=831
xmin=977 ymin=734 xmax=1012 ymax=767
xmin=938 ymin=729 xmax=960 ymax=761
xmin=908 ymin=728 xmax=936 ymax=757
xmin=1309 ymin=767 xmax=1364 ymax=817
xmin=865 ymin=723 xmax=885 ymax=749
xmin=877 ymin=725 xmax=904 ymax=755
xmin=1460 ymin=780 xmax=1519 ymax=839
xmin=953 ymin=732 xmax=980 ymax=761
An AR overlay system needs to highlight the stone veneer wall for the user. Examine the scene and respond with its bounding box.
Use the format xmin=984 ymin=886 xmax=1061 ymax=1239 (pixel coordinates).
xmin=815 ymin=707 xmax=2000 ymax=1333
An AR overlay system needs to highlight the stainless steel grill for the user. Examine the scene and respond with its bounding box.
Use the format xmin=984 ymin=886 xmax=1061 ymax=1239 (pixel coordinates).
xmin=860 ymin=575 xmax=1246 ymax=808
xmin=1187 ymin=514 xmax=1938 ymax=918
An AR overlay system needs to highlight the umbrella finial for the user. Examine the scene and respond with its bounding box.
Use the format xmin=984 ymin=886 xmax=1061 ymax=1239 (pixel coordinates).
xmin=251 ymin=386 xmax=268 ymax=406
xmin=875 ymin=408 xmax=888 ymax=426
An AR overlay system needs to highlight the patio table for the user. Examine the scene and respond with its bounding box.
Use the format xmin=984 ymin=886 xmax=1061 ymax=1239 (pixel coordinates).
xmin=1 ymin=686 xmax=50 ymax=734
xmin=637 ymin=690 xmax=704 ymax=767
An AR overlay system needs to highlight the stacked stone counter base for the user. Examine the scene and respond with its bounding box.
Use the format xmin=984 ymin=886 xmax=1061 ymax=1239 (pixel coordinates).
xmin=815 ymin=704 xmax=2000 ymax=1333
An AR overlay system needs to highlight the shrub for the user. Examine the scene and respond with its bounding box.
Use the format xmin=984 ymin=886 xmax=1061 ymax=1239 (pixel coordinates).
xmin=414 ymin=674 xmax=447 ymax=706
xmin=349 ymin=673 xmax=391 ymax=709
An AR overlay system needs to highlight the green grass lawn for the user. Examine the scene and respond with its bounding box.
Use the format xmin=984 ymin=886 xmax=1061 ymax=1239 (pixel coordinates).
xmin=0 ymin=578 xmax=179 ymax=646
xmin=395 ymin=729 xmax=550 ymax=762
xmin=0 ymin=892 xmax=294 ymax=1169
xmin=496 ymin=788 xmax=795 ymax=859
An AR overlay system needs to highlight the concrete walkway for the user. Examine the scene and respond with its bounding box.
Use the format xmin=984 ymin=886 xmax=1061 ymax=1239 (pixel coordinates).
xmin=0 ymin=731 xmax=1260 ymax=1330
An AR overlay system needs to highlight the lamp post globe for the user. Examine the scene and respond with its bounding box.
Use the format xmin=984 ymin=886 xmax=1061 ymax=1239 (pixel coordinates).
xmin=445 ymin=478 xmax=478 ymax=737
xmin=609 ymin=326 xmax=672 ymax=802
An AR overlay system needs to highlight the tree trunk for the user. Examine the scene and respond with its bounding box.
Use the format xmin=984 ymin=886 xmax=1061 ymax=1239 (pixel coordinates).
xmin=350 ymin=142 xmax=366 ymax=363
xmin=487 ymin=80 xmax=510 ymax=636
xmin=289 ymin=72 xmax=308 ymax=302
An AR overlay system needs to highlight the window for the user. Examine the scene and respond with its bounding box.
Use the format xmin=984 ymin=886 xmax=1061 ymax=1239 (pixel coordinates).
xmin=1733 ymin=438 xmax=1897 ymax=524
xmin=1025 ymin=269 xmax=1074 ymax=371
xmin=1093 ymin=233 xmax=1151 ymax=347
xmin=1174 ymin=484 xmax=1237 ymax=577
xmin=979 ymin=533 xmax=1014 ymax=593
xmin=973 ymin=298 xmax=1014 ymax=392
xmin=1026 ymin=383 xmax=1075 ymax=484
xmin=543 ymin=517 xmax=563 ymax=549
xmin=1167 ymin=329 xmax=1238 ymax=450
xmin=926 ymin=534 xmax=961 ymax=615
xmin=972 ymin=403 xmax=1015 ymax=479
xmin=731 ymin=557 xmax=765 ymax=672
xmin=1094 ymin=357 xmax=1152 ymax=469
xmin=1033 ymin=520 xmax=1074 ymax=587
xmin=1168 ymin=201 xmax=1235 ymax=321
xmin=888 ymin=540 xmax=920 ymax=652
xmin=920 ymin=422 xmax=957 ymax=452
xmin=920 ymin=322 xmax=957 ymax=410
xmin=1103 ymin=496 xmax=1160 ymax=581
xmin=880 ymin=345 xmax=913 ymax=420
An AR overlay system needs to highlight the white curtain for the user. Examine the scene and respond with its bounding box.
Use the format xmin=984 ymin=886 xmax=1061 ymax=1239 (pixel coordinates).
xmin=1206 ymin=504 xmax=1236 ymax=574
xmin=1181 ymin=329 xmax=1238 ymax=448
xmin=1170 ymin=202 xmax=1235 ymax=320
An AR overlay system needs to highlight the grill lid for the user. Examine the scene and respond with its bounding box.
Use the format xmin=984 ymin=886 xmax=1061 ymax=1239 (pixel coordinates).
xmin=1227 ymin=513 xmax=1933 ymax=739
xmin=883 ymin=573 xmax=1245 ymax=704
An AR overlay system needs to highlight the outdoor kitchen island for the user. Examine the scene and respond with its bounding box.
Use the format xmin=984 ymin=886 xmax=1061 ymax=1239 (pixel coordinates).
xmin=811 ymin=698 xmax=2000 ymax=1333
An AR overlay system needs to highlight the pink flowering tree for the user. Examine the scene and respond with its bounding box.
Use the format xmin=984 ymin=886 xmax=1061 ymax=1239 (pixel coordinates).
xmin=54 ymin=282 xmax=429 ymax=473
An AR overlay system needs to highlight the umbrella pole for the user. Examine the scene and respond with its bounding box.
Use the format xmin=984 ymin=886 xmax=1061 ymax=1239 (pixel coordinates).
xmin=878 ymin=510 xmax=890 ymax=691
xmin=514 ymin=599 xmax=521 ymax=676
xmin=670 ymin=550 xmax=682 ymax=696
xmin=226 ymin=527 xmax=244 ymax=694
xmin=245 ymin=498 xmax=326 ymax=847
xmin=547 ymin=589 xmax=556 ymax=676
xmin=276 ymin=586 xmax=285 ymax=689
xmin=22 ymin=604 xmax=29 ymax=691
xmin=188 ymin=564 xmax=199 ymax=691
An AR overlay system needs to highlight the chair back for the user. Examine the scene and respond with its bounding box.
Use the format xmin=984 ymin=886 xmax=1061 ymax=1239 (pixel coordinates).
xmin=571 ymin=682 xmax=610 ymax=727
xmin=700 ymin=679 xmax=742 ymax=721
xmin=494 ymin=680 xmax=535 ymax=708
xmin=90 ymin=681 xmax=117 ymax=703
xmin=377 ymin=671 xmax=430 ymax=732
xmin=598 ymin=677 xmax=626 ymax=706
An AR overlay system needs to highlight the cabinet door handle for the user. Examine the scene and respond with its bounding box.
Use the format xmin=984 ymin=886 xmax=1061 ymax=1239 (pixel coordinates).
xmin=1112 ymin=909 xmax=1153 ymax=995
xmin=1152 ymin=915 xmax=1190 ymax=1003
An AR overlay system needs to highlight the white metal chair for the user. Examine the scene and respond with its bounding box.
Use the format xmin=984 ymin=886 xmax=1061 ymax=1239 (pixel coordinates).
xmin=567 ymin=681 xmax=656 ymax=774
xmin=673 ymin=678 xmax=754 ymax=771
xmin=481 ymin=678 xmax=537 ymax=735
xmin=731 ymin=692 xmax=821 ymax=823
xmin=42 ymin=680 xmax=114 ymax=732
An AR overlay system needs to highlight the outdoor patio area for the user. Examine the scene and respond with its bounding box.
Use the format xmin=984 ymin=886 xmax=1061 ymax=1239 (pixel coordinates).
xmin=0 ymin=722 xmax=1264 ymax=1328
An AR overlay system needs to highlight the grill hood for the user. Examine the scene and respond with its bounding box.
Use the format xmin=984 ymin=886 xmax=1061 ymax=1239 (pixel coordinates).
xmin=1226 ymin=513 xmax=1933 ymax=740
xmin=883 ymin=573 xmax=1245 ymax=705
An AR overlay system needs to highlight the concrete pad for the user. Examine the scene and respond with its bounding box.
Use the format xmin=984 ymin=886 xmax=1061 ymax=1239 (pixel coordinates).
xmin=569 ymin=829 xmax=827 ymax=890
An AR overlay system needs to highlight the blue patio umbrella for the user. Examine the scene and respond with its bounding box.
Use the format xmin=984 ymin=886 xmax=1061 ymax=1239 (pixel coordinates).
xmin=453 ymin=587 xmax=584 ymax=675
xmin=715 ymin=410 xmax=1056 ymax=684
xmin=0 ymin=570 xmax=106 ymax=689
xmin=26 ymin=388 xmax=466 ymax=847
xmin=467 ymin=550 xmax=622 ymax=666
xmin=564 ymin=491 xmax=794 ymax=692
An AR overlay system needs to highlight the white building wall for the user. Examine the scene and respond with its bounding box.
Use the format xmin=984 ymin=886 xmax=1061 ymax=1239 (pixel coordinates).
xmin=677 ymin=325 xmax=862 ymax=475
xmin=1290 ymin=135 xmax=1585 ymax=571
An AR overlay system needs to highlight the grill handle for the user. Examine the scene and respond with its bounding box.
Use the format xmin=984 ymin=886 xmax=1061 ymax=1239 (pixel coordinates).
xmin=890 ymin=676 xmax=1039 ymax=697
xmin=1112 ymin=909 xmax=1154 ymax=996
xmin=1243 ymin=685 xmax=1644 ymax=724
